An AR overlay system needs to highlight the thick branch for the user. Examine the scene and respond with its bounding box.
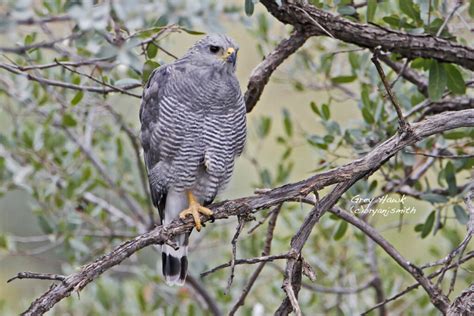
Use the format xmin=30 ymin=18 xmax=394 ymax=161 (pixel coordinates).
xmin=244 ymin=30 xmax=311 ymax=112
xmin=260 ymin=1 xmax=474 ymax=70
xmin=20 ymin=109 xmax=474 ymax=315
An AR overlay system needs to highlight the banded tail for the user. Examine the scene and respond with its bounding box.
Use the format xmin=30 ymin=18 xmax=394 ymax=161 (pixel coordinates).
xmin=161 ymin=190 xmax=189 ymax=286
xmin=162 ymin=234 xmax=188 ymax=286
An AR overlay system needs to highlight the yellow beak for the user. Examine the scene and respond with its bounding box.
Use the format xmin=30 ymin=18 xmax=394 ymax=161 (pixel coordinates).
xmin=225 ymin=47 xmax=235 ymax=57
xmin=223 ymin=47 xmax=237 ymax=65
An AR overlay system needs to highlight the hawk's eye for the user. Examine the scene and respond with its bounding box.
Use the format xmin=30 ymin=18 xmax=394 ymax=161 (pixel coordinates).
xmin=209 ymin=45 xmax=220 ymax=54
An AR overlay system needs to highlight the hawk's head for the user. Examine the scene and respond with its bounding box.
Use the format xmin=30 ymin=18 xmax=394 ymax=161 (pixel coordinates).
xmin=186 ymin=34 xmax=239 ymax=72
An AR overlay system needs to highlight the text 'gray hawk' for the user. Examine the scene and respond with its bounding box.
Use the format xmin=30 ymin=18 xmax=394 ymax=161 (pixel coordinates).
xmin=139 ymin=34 xmax=247 ymax=286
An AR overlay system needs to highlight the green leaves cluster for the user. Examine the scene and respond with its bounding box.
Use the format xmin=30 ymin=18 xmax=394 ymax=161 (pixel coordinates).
xmin=428 ymin=60 xmax=465 ymax=100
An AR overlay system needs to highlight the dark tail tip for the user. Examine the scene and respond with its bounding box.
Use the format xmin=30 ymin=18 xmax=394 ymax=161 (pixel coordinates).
xmin=162 ymin=253 xmax=188 ymax=286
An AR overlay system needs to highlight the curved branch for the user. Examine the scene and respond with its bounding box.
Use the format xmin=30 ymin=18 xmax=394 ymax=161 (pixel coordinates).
xmin=244 ymin=30 xmax=311 ymax=112
xmin=331 ymin=206 xmax=450 ymax=313
xmin=17 ymin=109 xmax=474 ymax=315
xmin=260 ymin=1 xmax=474 ymax=71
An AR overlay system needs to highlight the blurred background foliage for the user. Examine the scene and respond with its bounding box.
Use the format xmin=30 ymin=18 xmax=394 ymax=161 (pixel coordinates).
xmin=0 ymin=0 xmax=473 ymax=315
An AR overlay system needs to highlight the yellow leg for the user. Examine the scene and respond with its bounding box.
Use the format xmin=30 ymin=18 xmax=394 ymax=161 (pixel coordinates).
xmin=179 ymin=191 xmax=213 ymax=232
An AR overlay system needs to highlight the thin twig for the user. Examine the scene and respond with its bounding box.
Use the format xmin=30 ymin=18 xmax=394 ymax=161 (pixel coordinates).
xmin=390 ymin=58 xmax=410 ymax=89
xmin=0 ymin=33 xmax=80 ymax=54
xmin=371 ymin=47 xmax=411 ymax=133
xmin=291 ymin=5 xmax=334 ymax=38
xmin=13 ymin=15 xmax=72 ymax=25
xmin=14 ymin=57 xmax=115 ymax=71
xmin=229 ymin=204 xmax=282 ymax=315
xmin=362 ymin=251 xmax=474 ymax=314
xmin=404 ymin=151 xmax=474 ymax=159
xmin=436 ymin=1 xmax=463 ymax=37
xmin=200 ymin=253 xmax=290 ymax=278
xmin=0 ymin=62 xmax=141 ymax=96
xmin=226 ymin=216 xmax=246 ymax=293
xmin=7 ymin=272 xmax=66 ymax=283
xmin=55 ymin=60 xmax=141 ymax=98
xmin=246 ymin=206 xmax=277 ymax=234
xmin=331 ymin=206 xmax=450 ymax=313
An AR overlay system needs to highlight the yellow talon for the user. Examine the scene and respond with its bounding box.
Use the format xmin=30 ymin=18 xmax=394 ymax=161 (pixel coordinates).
xmin=179 ymin=191 xmax=213 ymax=231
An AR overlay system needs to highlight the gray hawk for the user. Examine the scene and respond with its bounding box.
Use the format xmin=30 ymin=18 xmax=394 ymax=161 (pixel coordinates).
xmin=139 ymin=34 xmax=247 ymax=286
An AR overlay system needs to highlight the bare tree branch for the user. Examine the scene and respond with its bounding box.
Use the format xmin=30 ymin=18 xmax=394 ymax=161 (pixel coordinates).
xmin=7 ymin=272 xmax=66 ymax=283
xmin=259 ymin=0 xmax=474 ymax=70
xmin=229 ymin=204 xmax=282 ymax=315
xmin=244 ymin=30 xmax=311 ymax=112
xmin=362 ymin=251 xmax=474 ymax=314
xmin=0 ymin=62 xmax=141 ymax=96
xmin=12 ymin=14 xmax=72 ymax=25
xmin=200 ymin=253 xmax=290 ymax=278
xmin=330 ymin=206 xmax=450 ymax=313
xmin=17 ymin=109 xmax=474 ymax=314
xmin=372 ymin=48 xmax=411 ymax=133
xmin=379 ymin=55 xmax=428 ymax=97
xmin=0 ymin=33 xmax=80 ymax=54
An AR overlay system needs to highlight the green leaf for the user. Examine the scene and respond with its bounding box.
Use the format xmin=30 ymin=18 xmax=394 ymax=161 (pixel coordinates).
xmin=420 ymin=193 xmax=448 ymax=204
xmin=323 ymin=134 xmax=334 ymax=143
xmin=62 ymin=113 xmax=77 ymax=127
xmin=38 ymin=215 xmax=53 ymax=234
xmin=362 ymin=107 xmax=374 ymax=124
xmin=307 ymin=135 xmax=328 ymax=150
xmin=282 ymin=147 xmax=292 ymax=160
xmin=383 ymin=15 xmax=401 ymax=28
xmin=334 ymin=221 xmax=348 ymax=240
xmin=411 ymin=58 xmax=431 ymax=70
xmin=444 ymin=162 xmax=457 ymax=196
xmin=399 ymin=0 xmax=421 ymax=23
xmin=245 ymin=0 xmax=255 ymax=16
xmin=444 ymin=64 xmax=465 ymax=95
xmin=444 ymin=130 xmax=466 ymax=140
xmin=414 ymin=223 xmax=424 ymax=232
xmin=24 ymin=33 xmax=35 ymax=46
xmin=321 ymin=104 xmax=330 ymax=121
xmin=469 ymin=0 xmax=474 ymax=18
xmin=282 ymin=109 xmax=293 ymax=137
xmin=72 ymin=75 xmax=81 ymax=85
xmin=361 ymin=86 xmax=371 ymax=108
xmin=310 ymin=101 xmax=321 ymax=117
xmin=146 ymin=43 xmax=158 ymax=59
xmin=338 ymin=6 xmax=356 ymax=16
xmin=428 ymin=60 xmax=447 ymax=101
xmin=181 ymin=28 xmax=206 ymax=35
xmin=453 ymin=205 xmax=469 ymax=225
xmin=81 ymin=166 xmax=92 ymax=182
xmin=71 ymin=91 xmax=84 ymax=106
xmin=0 ymin=234 xmax=7 ymax=249
xmin=116 ymin=137 xmax=123 ymax=157
xmin=367 ymin=0 xmax=377 ymax=22
xmin=421 ymin=211 xmax=435 ymax=238
xmin=257 ymin=116 xmax=272 ymax=138
xmin=142 ymin=60 xmax=160 ymax=83
xmin=331 ymin=75 xmax=357 ymax=84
